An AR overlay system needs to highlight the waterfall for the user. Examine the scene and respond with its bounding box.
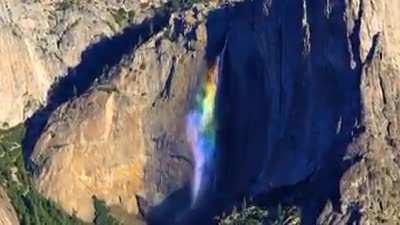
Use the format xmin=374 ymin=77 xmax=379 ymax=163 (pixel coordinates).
xmin=186 ymin=59 xmax=220 ymax=206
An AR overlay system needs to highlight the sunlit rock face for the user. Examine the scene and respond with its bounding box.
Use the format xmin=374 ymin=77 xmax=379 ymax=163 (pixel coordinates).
xmin=29 ymin=8 xmax=213 ymax=222
xmin=0 ymin=186 xmax=19 ymax=225
xmin=0 ymin=0 xmax=163 ymax=129
xmin=0 ymin=27 xmax=51 ymax=129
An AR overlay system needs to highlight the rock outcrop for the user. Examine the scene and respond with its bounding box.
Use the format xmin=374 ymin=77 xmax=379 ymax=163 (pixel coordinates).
xmin=0 ymin=186 xmax=19 ymax=225
xmin=0 ymin=0 xmax=161 ymax=129
xmin=29 ymin=6 xmax=213 ymax=222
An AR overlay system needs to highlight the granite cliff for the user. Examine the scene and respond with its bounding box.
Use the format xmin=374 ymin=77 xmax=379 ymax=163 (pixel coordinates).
xmin=27 ymin=4 xmax=214 ymax=223
xmin=0 ymin=0 xmax=162 ymax=129
xmin=0 ymin=0 xmax=399 ymax=224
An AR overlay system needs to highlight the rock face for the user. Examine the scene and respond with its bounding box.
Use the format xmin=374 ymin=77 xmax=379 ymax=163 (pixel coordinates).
xmin=318 ymin=0 xmax=400 ymax=224
xmin=2 ymin=0 xmax=397 ymax=224
xmin=0 ymin=0 xmax=160 ymax=129
xmin=0 ymin=26 xmax=50 ymax=129
xmin=29 ymin=7 xmax=212 ymax=222
xmin=0 ymin=186 xmax=19 ymax=225
xmin=208 ymin=0 xmax=400 ymax=224
xmin=212 ymin=0 xmax=364 ymax=198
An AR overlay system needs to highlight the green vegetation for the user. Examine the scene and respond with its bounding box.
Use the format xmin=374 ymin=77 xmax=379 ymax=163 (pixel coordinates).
xmin=216 ymin=199 xmax=301 ymax=225
xmin=93 ymin=197 xmax=121 ymax=225
xmin=0 ymin=125 xmax=86 ymax=225
xmin=110 ymin=8 xmax=136 ymax=27
xmin=168 ymin=0 xmax=202 ymax=11
xmin=108 ymin=0 xmax=204 ymax=30
xmin=268 ymin=205 xmax=301 ymax=225
xmin=216 ymin=200 xmax=268 ymax=225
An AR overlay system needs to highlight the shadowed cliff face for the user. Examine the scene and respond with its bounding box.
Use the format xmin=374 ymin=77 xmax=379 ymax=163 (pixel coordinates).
xmin=214 ymin=0 xmax=361 ymax=210
xmin=193 ymin=0 xmax=400 ymax=224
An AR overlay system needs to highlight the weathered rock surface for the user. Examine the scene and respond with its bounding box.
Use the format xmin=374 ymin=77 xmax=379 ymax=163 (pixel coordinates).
xmin=0 ymin=0 xmax=160 ymax=129
xmin=0 ymin=186 xmax=19 ymax=225
xmin=0 ymin=26 xmax=50 ymax=129
xmin=318 ymin=0 xmax=400 ymax=224
xmin=29 ymin=7 xmax=212 ymax=222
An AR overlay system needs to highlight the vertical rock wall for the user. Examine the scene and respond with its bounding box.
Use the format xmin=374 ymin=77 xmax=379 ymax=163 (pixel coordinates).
xmin=210 ymin=0 xmax=399 ymax=224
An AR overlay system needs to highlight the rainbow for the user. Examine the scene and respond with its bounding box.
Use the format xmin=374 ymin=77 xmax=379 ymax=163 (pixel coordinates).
xmin=186 ymin=60 xmax=219 ymax=206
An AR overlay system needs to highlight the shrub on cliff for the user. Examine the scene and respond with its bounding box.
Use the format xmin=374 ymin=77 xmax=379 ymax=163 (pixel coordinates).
xmin=216 ymin=200 xmax=268 ymax=225
xmin=93 ymin=197 xmax=121 ymax=225
xmin=216 ymin=199 xmax=301 ymax=225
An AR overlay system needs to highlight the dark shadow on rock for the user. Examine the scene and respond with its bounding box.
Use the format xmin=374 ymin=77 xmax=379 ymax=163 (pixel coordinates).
xmin=23 ymin=12 xmax=170 ymax=168
xmin=208 ymin=0 xmax=363 ymax=224
xmin=146 ymin=186 xmax=192 ymax=225
xmin=147 ymin=186 xmax=238 ymax=225
xmin=145 ymin=185 xmax=238 ymax=225
xmin=293 ymin=0 xmax=364 ymax=224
